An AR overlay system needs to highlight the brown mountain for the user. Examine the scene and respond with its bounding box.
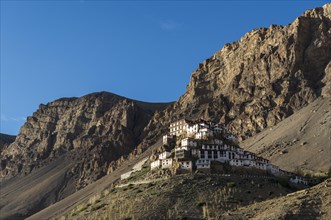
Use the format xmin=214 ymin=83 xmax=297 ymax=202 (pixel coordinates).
xmin=241 ymin=97 xmax=331 ymax=175
xmin=0 ymin=92 xmax=169 ymax=219
xmin=0 ymin=133 xmax=15 ymax=151
xmin=138 ymin=3 xmax=331 ymax=150
xmin=0 ymin=92 xmax=169 ymax=186
xmin=1 ymin=3 xmax=330 ymax=220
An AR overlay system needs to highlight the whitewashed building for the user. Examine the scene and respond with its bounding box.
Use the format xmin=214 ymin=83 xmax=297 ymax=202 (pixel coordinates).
xmin=181 ymin=138 xmax=198 ymax=147
xmin=179 ymin=160 xmax=193 ymax=170
xmin=195 ymin=127 xmax=213 ymax=139
xmin=159 ymin=151 xmax=171 ymax=160
xmin=151 ymin=160 xmax=161 ymax=170
xmin=169 ymin=119 xmax=192 ymax=136
xmin=163 ymin=134 xmax=175 ymax=146
xmin=161 ymin=158 xmax=173 ymax=169
xmin=187 ymin=124 xmax=199 ymax=135
xmin=289 ymin=176 xmax=309 ymax=185
xmin=196 ymin=159 xmax=211 ymax=169
xmin=151 ymin=119 xmax=302 ymax=181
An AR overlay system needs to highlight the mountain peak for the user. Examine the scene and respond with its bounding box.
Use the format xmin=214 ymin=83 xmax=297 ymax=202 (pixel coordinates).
xmin=301 ymin=3 xmax=331 ymax=18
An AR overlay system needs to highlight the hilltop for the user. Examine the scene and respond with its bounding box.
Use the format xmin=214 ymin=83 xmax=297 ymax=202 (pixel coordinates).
xmin=59 ymin=173 xmax=294 ymax=219
xmin=52 ymin=116 xmax=329 ymax=219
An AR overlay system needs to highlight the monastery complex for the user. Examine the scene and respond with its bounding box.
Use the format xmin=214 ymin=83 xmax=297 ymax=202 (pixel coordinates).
xmin=150 ymin=119 xmax=310 ymax=185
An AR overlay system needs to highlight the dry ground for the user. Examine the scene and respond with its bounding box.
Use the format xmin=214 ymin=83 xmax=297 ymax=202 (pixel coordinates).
xmin=0 ymin=156 xmax=74 ymax=219
xmin=59 ymin=173 xmax=294 ymax=220
xmin=242 ymin=97 xmax=331 ymax=175
xmin=220 ymin=178 xmax=331 ymax=220
xmin=25 ymin=138 xmax=163 ymax=220
xmin=3 ymin=98 xmax=330 ymax=219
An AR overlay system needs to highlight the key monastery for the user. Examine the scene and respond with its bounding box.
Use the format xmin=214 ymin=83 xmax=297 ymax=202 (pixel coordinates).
xmin=150 ymin=118 xmax=311 ymax=185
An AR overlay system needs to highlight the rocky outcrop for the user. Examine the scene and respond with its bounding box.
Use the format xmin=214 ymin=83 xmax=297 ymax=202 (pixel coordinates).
xmin=2 ymin=4 xmax=330 ymax=187
xmin=138 ymin=4 xmax=331 ymax=148
xmin=241 ymin=97 xmax=331 ymax=174
xmin=0 ymin=92 xmax=169 ymax=188
xmin=1 ymin=4 xmax=330 ymax=219
xmin=0 ymin=133 xmax=15 ymax=151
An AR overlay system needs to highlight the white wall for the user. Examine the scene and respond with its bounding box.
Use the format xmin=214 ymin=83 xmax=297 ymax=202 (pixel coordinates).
xmin=159 ymin=151 xmax=171 ymax=160
xmin=151 ymin=160 xmax=161 ymax=170
xmin=161 ymin=159 xmax=173 ymax=168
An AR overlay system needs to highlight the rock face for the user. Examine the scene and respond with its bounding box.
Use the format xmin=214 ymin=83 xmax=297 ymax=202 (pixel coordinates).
xmin=139 ymin=4 xmax=331 ymax=148
xmin=0 ymin=133 xmax=16 ymax=151
xmin=0 ymin=92 xmax=169 ymax=188
xmin=1 ymin=4 xmax=330 ymax=219
xmin=1 ymin=3 xmax=330 ymax=187
xmin=241 ymin=97 xmax=331 ymax=174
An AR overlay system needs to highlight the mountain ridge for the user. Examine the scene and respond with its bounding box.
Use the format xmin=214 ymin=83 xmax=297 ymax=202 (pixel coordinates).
xmin=0 ymin=3 xmax=330 ymax=219
xmin=0 ymin=91 xmax=170 ymax=185
xmin=0 ymin=133 xmax=16 ymax=152
xmin=136 ymin=3 xmax=331 ymax=152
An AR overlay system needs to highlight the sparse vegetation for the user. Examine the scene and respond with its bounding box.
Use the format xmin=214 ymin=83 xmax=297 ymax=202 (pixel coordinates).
xmin=60 ymin=174 xmax=294 ymax=219
xmin=201 ymin=186 xmax=239 ymax=219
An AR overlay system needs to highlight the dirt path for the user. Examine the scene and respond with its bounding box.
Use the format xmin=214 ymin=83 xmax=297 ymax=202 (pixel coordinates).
xmin=116 ymin=174 xmax=275 ymax=188
xmin=116 ymin=177 xmax=168 ymax=188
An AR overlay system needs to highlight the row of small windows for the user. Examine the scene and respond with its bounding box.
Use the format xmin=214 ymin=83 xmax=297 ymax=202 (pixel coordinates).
xmin=199 ymin=164 xmax=209 ymax=168
xmin=170 ymin=121 xmax=187 ymax=127
xmin=170 ymin=126 xmax=185 ymax=132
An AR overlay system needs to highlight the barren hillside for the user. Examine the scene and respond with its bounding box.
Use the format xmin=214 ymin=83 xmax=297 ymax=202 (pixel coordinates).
xmin=0 ymin=92 xmax=169 ymax=219
xmin=220 ymin=178 xmax=331 ymax=220
xmin=0 ymin=133 xmax=15 ymax=151
xmin=26 ymin=139 xmax=163 ymax=220
xmin=1 ymin=4 xmax=330 ymax=220
xmin=55 ymin=174 xmax=294 ymax=220
xmin=138 ymin=3 xmax=331 ymax=150
xmin=242 ymin=97 xmax=331 ymax=174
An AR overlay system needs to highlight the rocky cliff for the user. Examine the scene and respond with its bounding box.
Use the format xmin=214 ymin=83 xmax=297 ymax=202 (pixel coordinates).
xmin=139 ymin=4 xmax=331 ymax=149
xmin=2 ymin=4 xmax=330 ymax=186
xmin=1 ymin=4 xmax=330 ymax=219
xmin=241 ymin=97 xmax=331 ymax=174
xmin=0 ymin=133 xmax=16 ymax=151
xmin=0 ymin=92 xmax=169 ymax=188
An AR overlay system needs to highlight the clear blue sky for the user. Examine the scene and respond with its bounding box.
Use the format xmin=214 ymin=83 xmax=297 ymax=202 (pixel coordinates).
xmin=1 ymin=0 xmax=328 ymax=135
